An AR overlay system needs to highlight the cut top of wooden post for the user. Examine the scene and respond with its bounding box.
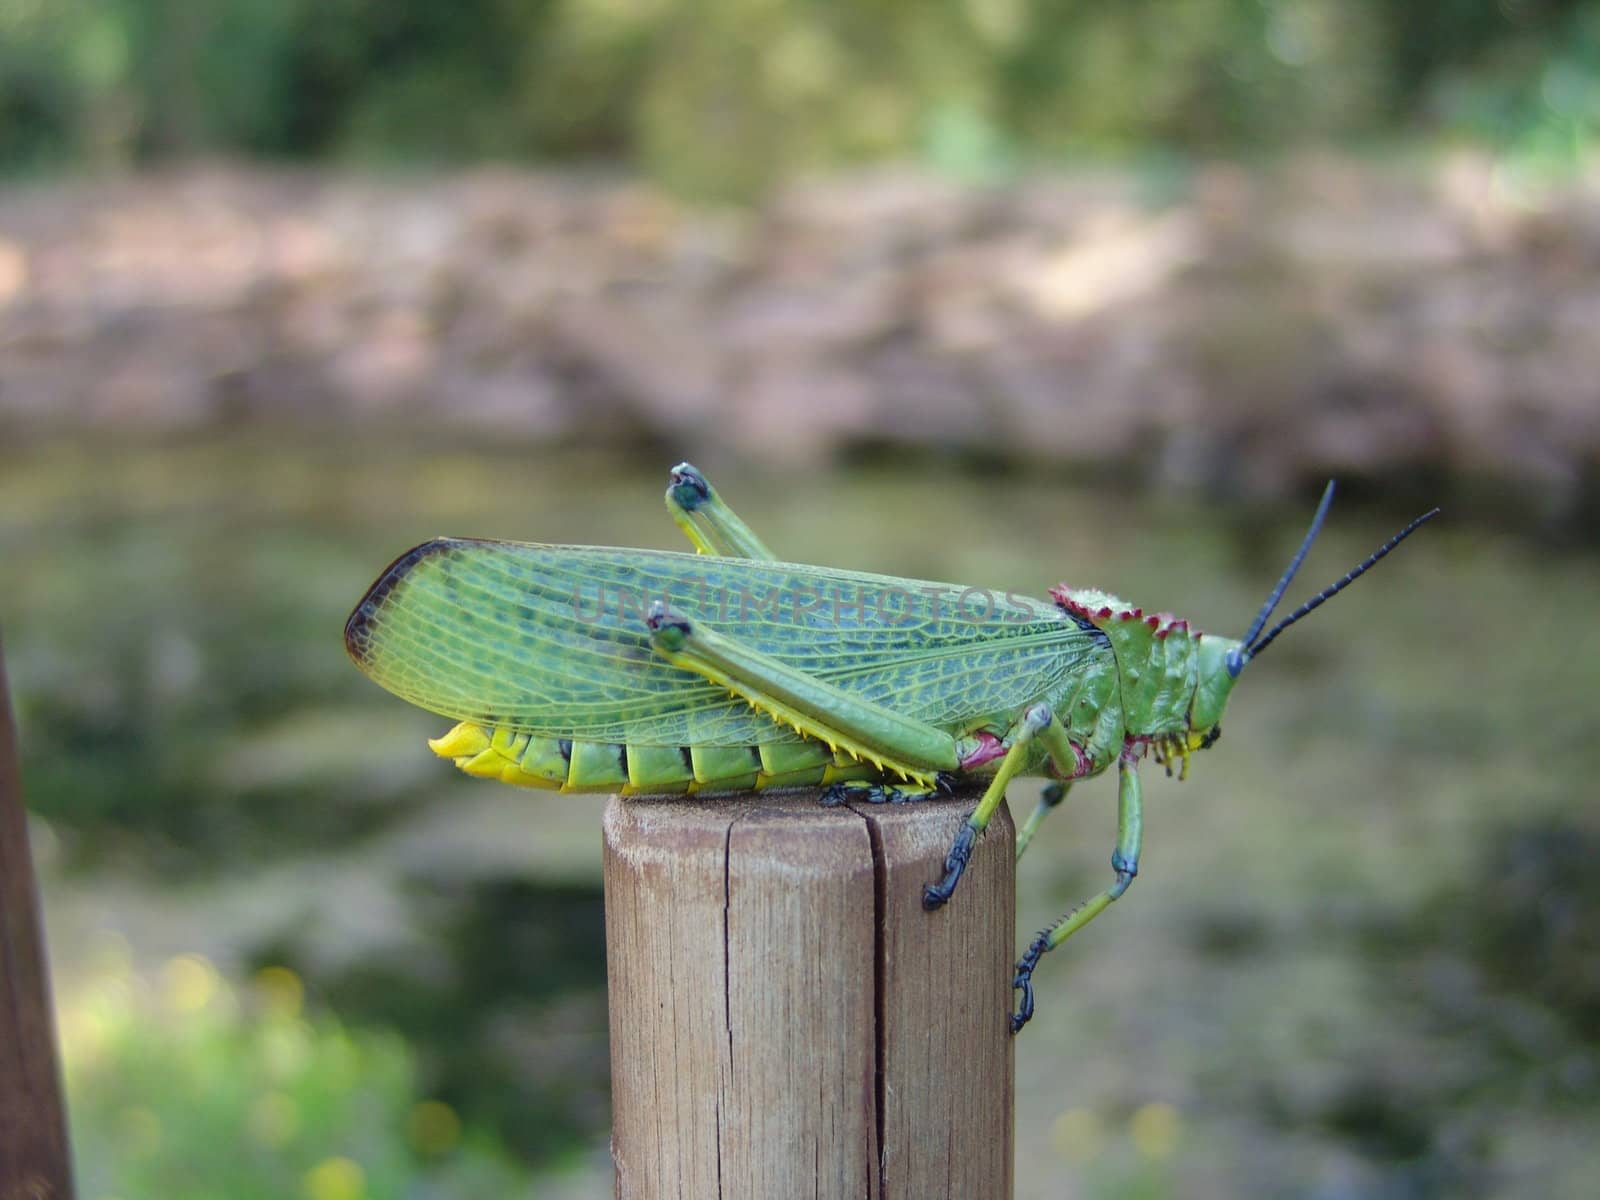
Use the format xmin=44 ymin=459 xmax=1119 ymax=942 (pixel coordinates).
xmin=604 ymin=791 xmax=1014 ymax=1200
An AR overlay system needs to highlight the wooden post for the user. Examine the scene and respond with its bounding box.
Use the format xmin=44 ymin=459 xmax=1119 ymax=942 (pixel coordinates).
xmin=604 ymin=791 xmax=1014 ymax=1200
xmin=0 ymin=638 xmax=76 ymax=1199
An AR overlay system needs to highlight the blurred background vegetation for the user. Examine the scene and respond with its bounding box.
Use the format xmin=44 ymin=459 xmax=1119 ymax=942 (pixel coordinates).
xmin=2 ymin=0 xmax=1598 ymax=195
xmin=3 ymin=2 xmax=1599 ymax=1199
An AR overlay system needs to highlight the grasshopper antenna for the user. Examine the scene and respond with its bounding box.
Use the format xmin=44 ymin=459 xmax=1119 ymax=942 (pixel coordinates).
xmin=1244 ymin=504 xmax=1440 ymax=662
xmin=1227 ymin=480 xmax=1337 ymax=677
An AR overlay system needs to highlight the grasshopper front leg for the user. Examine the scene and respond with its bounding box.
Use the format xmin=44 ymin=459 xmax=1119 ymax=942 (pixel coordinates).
xmin=665 ymin=462 xmax=777 ymax=560
xmin=644 ymin=603 xmax=959 ymax=784
xmin=923 ymin=705 xmax=1082 ymax=909
xmin=1010 ymin=744 xmax=1143 ymax=1033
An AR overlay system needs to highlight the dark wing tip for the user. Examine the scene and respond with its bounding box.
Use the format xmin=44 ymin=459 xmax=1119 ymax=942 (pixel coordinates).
xmin=343 ymin=538 xmax=457 ymax=667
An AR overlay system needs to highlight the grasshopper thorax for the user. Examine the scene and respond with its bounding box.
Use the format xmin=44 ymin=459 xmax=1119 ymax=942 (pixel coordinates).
xmin=1050 ymin=585 xmax=1241 ymax=768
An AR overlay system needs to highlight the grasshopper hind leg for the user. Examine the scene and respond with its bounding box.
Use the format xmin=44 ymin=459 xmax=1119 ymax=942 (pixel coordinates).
xmin=644 ymin=604 xmax=958 ymax=787
xmin=665 ymin=462 xmax=777 ymax=560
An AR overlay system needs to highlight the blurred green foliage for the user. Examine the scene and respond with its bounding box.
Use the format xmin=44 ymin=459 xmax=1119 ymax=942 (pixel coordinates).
xmin=5 ymin=444 xmax=429 ymax=870
xmin=2 ymin=0 xmax=1597 ymax=195
xmin=66 ymin=954 xmax=531 ymax=1200
xmin=253 ymin=877 xmax=610 ymax=1166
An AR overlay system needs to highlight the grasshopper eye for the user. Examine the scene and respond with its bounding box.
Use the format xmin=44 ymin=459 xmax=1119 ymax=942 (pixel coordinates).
xmin=1225 ymin=646 xmax=1245 ymax=678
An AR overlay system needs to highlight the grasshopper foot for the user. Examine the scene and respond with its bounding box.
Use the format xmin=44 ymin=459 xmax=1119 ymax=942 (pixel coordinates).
xmin=818 ymin=782 xmax=855 ymax=806
xmin=922 ymin=824 xmax=977 ymax=910
xmin=1010 ymin=932 xmax=1049 ymax=1033
xmin=820 ymin=780 xmax=938 ymax=807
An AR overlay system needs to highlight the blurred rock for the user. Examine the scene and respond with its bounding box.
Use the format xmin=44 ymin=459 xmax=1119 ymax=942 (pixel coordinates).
xmin=3 ymin=160 xmax=1598 ymax=517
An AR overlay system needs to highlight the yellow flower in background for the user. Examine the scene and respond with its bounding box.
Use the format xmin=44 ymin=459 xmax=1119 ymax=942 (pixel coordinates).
xmin=162 ymin=954 xmax=219 ymax=1014
xmin=1130 ymin=1101 xmax=1184 ymax=1160
xmin=303 ymin=1156 xmax=365 ymax=1200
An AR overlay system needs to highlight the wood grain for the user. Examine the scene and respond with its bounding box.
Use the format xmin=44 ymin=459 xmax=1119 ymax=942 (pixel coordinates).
xmin=604 ymin=791 xmax=1013 ymax=1200
xmin=0 ymin=639 xmax=76 ymax=1200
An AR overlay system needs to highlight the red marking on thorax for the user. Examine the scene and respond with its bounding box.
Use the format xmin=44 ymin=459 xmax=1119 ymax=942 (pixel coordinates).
xmin=1047 ymin=586 xmax=1110 ymax=622
xmin=1049 ymin=585 xmax=1195 ymax=640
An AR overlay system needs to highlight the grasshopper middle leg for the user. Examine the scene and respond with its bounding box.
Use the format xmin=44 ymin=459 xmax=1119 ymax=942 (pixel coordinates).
xmin=1016 ymin=781 xmax=1071 ymax=863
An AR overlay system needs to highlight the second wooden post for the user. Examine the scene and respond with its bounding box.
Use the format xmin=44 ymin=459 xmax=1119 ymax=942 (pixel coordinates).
xmin=605 ymin=791 xmax=1014 ymax=1200
xmin=1 ymin=639 xmax=76 ymax=1200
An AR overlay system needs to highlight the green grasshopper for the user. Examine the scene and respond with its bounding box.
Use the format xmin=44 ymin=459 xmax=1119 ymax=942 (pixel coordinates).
xmin=345 ymin=463 xmax=1437 ymax=1031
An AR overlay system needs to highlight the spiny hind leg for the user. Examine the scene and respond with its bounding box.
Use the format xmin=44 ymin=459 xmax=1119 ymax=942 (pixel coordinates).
xmin=665 ymin=462 xmax=777 ymax=559
xmin=644 ymin=604 xmax=958 ymax=787
xmin=923 ymin=705 xmax=1081 ymax=910
xmin=1011 ymin=747 xmax=1143 ymax=1034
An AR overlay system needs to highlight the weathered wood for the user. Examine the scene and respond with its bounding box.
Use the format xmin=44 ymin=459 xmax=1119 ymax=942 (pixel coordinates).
xmin=0 ymin=639 xmax=76 ymax=1200
xmin=604 ymin=791 xmax=1014 ymax=1200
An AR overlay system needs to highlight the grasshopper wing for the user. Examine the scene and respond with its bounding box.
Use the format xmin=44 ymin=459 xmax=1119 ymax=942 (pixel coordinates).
xmin=346 ymin=539 xmax=1109 ymax=746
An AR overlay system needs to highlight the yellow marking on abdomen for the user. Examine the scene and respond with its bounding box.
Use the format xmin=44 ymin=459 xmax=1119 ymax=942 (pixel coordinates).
xmin=430 ymin=721 xmax=894 ymax=795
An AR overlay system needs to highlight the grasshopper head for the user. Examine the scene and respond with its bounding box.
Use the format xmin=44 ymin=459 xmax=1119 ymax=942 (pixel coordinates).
xmin=1204 ymin=482 xmax=1439 ymax=728
xmin=1190 ymin=633 xmax=1244 ymax=742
